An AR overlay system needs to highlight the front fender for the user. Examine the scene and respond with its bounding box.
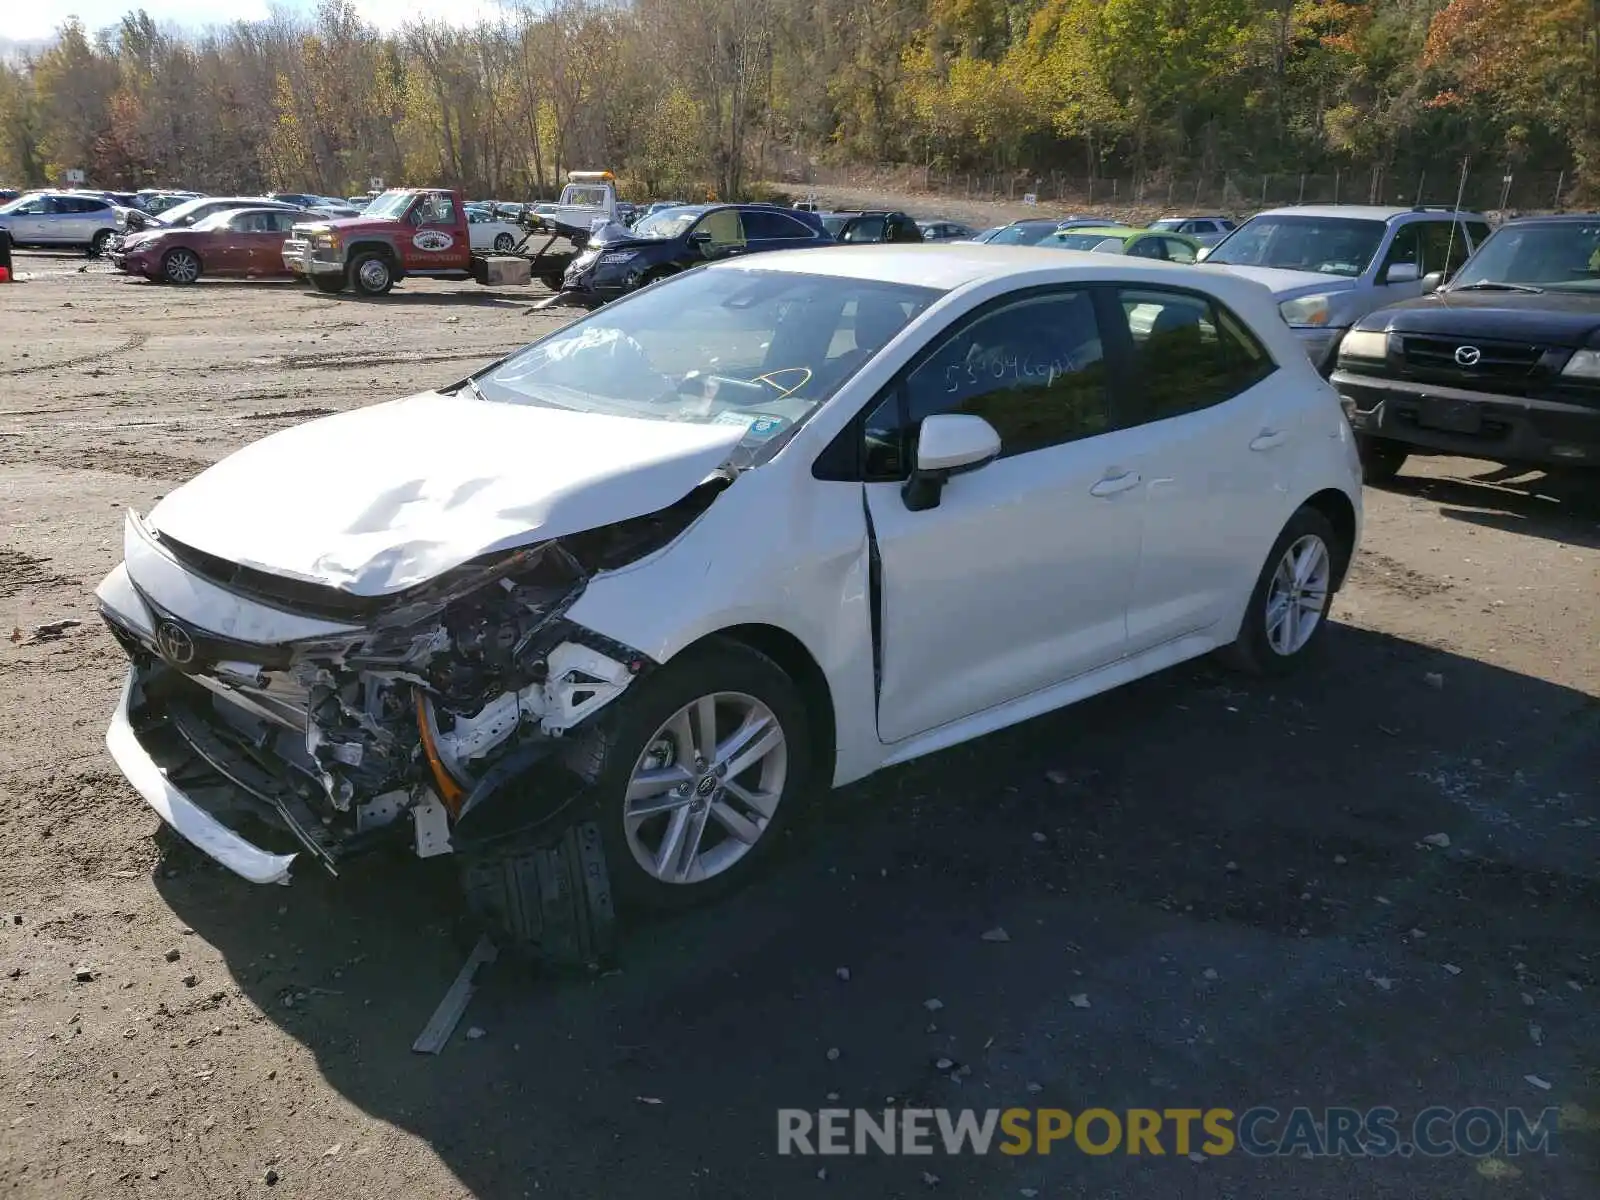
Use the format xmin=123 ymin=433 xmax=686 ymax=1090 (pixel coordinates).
xmin=562 ymin=467 xmax=881 ymax=787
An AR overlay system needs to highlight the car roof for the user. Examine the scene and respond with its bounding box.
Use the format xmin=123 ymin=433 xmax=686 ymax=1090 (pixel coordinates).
xmin=712 ymin=242 xmax=1270 ymax=297
xmin=1053 ymin=226 xmax=1139 ymax=237
xmin=1253 ymin=204 xmax=1488 ymax=221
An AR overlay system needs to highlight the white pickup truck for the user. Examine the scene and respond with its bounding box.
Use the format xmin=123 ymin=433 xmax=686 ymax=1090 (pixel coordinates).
xmin=528 ymin=171 xmax=624 ymax=242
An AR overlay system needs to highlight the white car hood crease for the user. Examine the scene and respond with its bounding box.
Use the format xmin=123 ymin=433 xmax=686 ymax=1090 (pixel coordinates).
xmin=1202 ymin=264 xmax=1356 ymax=299
xmin=147 ymin=391 xmax=745 ymax=596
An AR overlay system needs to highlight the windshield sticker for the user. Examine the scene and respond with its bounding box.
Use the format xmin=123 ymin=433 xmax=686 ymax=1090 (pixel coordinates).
xmin=714 ymin=411 xmax=790 ymax=439
xmin=413 ymin=230 xmax=454 ymax=252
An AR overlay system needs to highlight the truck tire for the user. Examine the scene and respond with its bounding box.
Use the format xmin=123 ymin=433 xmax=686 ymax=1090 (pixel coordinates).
xmin=1355 ymin=434 xmax=1408 ymax=484
xmin=311 ymin=272 xmax=346 ymax=295
xmin=349 ymin=251 xmax=395 ymax=297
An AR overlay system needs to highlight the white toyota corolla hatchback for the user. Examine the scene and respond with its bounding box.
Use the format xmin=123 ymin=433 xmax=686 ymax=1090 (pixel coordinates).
xmin=96 ymin=245 xmax=1362 ymax=945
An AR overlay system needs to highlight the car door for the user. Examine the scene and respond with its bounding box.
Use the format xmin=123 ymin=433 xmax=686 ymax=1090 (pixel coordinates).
xmin=217 ymin=210 xmax=264 ymax=273
xmin=2 ymin=195 xmax=49 ymax=241
xmin=262 ymin=211 xmax=299 ymax=274
xmin=689 ymin=208 xmax=747 ymax=260
xmin=61 ymin=197 xmax=102 ymax=243
xmin=738 ymin=208 xmax=814 ymax=252
xmin=1370 ymin=219 xmax=1457 ymax=307
xmin=860 ymin=286 xmax=1147 ymax=743
xmin=402 ymin=191 xmax=461 ymax=270
xmin=1105 ymin=286 xmax=1288 ymax=652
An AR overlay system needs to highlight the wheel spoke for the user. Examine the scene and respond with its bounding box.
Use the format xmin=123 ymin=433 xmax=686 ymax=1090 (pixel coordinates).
xmin=673 ymin=806 xmax=712 ymax=881
xmin=723 ymin=724 xmax=783 ymax=781
xmin=709 ymin=800 xmax=763 ymax=845
xmin=652 ymin=806 xmax=691 ymax=879
xmin=723 ymin=777 xmax=780 ymax=819
xmin=665 ymin=707 xmax=696 ymax=766
xmin=1295 ymin=539 xmax=1326 ymax=586
xmin=626 ymin=767 xmax=694 ymax=815
xmin=714 ymin=711 xmax=772 ymax=771
xmin=690 ymin=695 xmax=718 ymax=763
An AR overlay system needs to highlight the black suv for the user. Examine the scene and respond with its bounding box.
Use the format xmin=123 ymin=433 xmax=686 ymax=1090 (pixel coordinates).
xmin=1332 ymin=214 xmax=1600 ymax=481
xmin=818 ymin=210 xmax=923 ymax=244
xmin=555 ymin=203 xmax=831 ymax=306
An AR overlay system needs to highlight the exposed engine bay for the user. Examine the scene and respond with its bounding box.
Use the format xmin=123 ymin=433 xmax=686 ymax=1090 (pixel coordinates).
xmin=101 ymin=477 xmax=729 ymax=876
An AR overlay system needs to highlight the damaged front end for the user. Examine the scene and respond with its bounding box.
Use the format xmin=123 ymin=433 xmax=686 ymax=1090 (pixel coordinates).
xmin=98 ymin=487 xmax=719 ymax=885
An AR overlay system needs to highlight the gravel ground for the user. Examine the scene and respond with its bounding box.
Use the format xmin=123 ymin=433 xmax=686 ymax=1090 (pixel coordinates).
xmin=0 ymin=254 xmax=1597 ymax=1199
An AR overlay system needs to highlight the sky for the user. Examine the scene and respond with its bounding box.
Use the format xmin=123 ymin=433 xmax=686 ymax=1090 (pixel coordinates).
xmin=8 ymin=0 xmax=519 ymax=42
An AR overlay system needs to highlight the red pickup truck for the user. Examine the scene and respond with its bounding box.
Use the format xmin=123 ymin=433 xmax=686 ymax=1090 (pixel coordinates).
xmin=280 ymin=187 xmax=569 ymax=296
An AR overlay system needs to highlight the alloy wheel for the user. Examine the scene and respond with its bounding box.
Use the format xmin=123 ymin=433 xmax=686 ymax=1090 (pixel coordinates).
xmin=1265 ymin=533 xmax=1331 ymax=656
xmin=164 ymin=249 xmax=199 ymax=283
xmin=623 ymin=691 xmax=788 ymax=885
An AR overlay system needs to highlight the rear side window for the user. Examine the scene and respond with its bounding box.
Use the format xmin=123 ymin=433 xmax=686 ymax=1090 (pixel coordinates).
xmin=741 ymin=210 xmax=817 ymax=240
xmin=1114 ymin=288 xmax=1276 ymax=424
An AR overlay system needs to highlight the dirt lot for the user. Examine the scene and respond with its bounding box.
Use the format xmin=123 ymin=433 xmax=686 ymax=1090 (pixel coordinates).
xmin=1 ymin=253 xmax=1597 ymax=1199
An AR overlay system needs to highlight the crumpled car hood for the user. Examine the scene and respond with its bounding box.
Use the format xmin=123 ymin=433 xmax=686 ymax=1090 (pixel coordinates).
xmin=146 ymin=390 xmax=744 ymax=597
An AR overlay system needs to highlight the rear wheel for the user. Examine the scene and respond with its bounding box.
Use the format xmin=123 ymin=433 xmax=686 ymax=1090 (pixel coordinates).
xmin=88 ymin=230 xmax=112 ymax=258
xmin=1356 ymin=434 xmax=1408 ymax=483
xmin=492 ymin=232 xmax=515 ymax=252
xmin=349 ymin=251 xmax=394 ymax=297
xmin=1219 ymin=507 xmax=1345 ymax=676
xmin=161 ymin=247 xmax=201 ymax=284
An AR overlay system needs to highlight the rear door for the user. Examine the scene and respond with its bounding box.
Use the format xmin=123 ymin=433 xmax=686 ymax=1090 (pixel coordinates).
xmin=1106 ymin=286 xmax=1288 ymax=652
xmin=739 ymin=208 xmax=822 ymax=252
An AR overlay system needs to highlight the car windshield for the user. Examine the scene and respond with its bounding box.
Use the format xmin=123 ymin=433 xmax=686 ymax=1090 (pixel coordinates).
xmin=1204 ymin=215 xmax=1386 ymax=277
xmin=363 ymin=190 xmax=415 ymax=220
xmin=476 ymin=268 xmax=941 ymax=469
xmin=986 ymin=223 xmax=1059 ymax=246
xmin=1450 ymin=222 xmax=1600 ymax=292
xmin=630 ymin=208 xmax=701 ymax=240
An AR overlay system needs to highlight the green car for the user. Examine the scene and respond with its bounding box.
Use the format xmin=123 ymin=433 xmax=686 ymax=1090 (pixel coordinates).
xmin=1039 ymin=225 xmax=1204 ymax=263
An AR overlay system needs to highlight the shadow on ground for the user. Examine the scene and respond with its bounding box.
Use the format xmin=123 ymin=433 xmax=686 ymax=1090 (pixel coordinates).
xmin=158 ymin=624 xmax=1599 ymax=1199
xmin=1381 ymin=462 xmax=1600 ymax=550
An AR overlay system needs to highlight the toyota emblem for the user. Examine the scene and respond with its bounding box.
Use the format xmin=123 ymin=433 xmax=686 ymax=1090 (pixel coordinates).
xmin=155 ymin=620 xmax=195 ymax=665
xmin=1454 ymin=345 xmax=1482 ymax=367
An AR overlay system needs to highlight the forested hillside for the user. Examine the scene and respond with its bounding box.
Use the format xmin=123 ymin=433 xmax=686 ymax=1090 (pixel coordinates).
xmin=0 ymin=0 xmax=1589 ymax=205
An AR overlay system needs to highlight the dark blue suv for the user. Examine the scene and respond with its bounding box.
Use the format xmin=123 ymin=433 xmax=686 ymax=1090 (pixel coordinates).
xmin=556 ymin=203 xmax=831 ymax=306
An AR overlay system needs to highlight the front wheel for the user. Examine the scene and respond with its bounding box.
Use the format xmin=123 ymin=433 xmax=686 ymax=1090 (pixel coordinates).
xmin=161 ymin=247 xmax=201 ymax=284
xmin=1356 ymin=434 xmax=1408 ymax=484
xmin=349 ymin=251 xmax=394 ymax=296
xmin=578 ymin=638 xmax=812 ymax=911
xmin=1219 ymin=507 xmax=1345 ymax=676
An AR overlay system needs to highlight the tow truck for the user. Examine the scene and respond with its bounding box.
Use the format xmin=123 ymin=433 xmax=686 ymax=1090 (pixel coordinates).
xmin=281 ymin=173 xmax=628 ymax=297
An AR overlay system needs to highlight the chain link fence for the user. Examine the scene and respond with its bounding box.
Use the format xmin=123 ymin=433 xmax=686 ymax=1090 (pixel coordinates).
xmin=786 ymin=162 xmax=1580 ymax=216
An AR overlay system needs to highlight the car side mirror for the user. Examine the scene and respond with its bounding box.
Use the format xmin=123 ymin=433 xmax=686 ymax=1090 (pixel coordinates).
xmin=1420 ymin=270 xmax=1445 ymax=293
xmin=1385 ymin=261 xmax=1421 ymax=284
xmin=902 ymin=414 xmax=1001 ymax=512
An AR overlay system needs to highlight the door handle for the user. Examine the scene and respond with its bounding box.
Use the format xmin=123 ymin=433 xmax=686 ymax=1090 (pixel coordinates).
xmin=1250 ymin=429 xmax=1288 ymax=451
xmin=1089 ymin=471 xmax=1141 ymax=497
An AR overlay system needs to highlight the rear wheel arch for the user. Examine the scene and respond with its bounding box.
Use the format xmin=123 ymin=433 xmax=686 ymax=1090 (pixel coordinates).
xmin=1300 ymin=487 xmax=1358 ymax=589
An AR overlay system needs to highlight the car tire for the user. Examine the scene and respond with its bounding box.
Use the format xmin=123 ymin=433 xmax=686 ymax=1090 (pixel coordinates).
xmin=161 ymin=247 xmax=201 ymax=284
xmin=1218 ymin=506 xmax=1346 ymax=677
xmin=349 ymin=251 xmax=394 ymax=296
xmin=493 ymin=232 xmax=515 ymax=252
xmin=311 ymin=272 xmax=346 ymax=294
xmin=567 ymin=637 xmax=814 ymax=913
xmin=1355 ymin=434 xmax=1408 ymax=484
xmin=88 ymin=230 xmax=112 ymax=258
